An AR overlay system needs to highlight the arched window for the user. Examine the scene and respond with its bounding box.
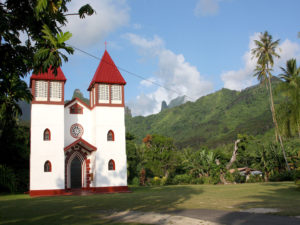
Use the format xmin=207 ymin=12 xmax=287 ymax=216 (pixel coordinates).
xmin=44 ymin=161 xmax=52 ymax=172
xmin=43 ymin=129 xmax=51 ymax=141
xmin=107 ymin=130 xmax=114 ymax=141
xmin=108 ymin=160 xmax=115 ymax=171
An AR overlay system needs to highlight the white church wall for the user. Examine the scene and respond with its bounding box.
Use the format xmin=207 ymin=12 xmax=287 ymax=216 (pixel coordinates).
xmin=64 ymin=101 xmax=93 ymax=147
xmin=30 ymin=104 xmax=65 ymax=190
xmin=94 ymin=107 xmax=127 ymax=187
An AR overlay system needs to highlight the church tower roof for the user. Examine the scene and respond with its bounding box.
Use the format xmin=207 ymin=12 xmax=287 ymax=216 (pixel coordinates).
xmin=88 ymin=50 xmax=126 ymax=91
xmin=30 ymin=67 xmax=67 ymax=87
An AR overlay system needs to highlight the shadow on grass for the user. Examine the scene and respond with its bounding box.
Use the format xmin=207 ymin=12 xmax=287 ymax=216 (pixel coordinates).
xmin=0 ymin=185 xmax=202 ymax=225
xmin=216 ymin=182 xmax=300 ymax=225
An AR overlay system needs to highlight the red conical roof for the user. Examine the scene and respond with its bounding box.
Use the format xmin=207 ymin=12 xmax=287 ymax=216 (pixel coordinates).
xmin=88 ymin=50 xmax=126 ymax=91
xmin=30 ymin=67 xmax=67 ymax=87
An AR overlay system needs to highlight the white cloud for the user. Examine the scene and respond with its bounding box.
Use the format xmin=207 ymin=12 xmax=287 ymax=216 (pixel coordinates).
xmin=140 ymin=77 xmax=157 ymax=87
xmin=276 ymin=39 xmax=300 ymax=66
xmin=65 ymin=0 xmax=129 ymax=47
xmin=132 ymin=23 xmax=142 ymax=29
xmin=194 ymin=0 xmax=219 ymax=17
xmin=125 ymin=34 xmax=213 ymax=116
xmin=221 ymin=33 xmax=300 ymax=91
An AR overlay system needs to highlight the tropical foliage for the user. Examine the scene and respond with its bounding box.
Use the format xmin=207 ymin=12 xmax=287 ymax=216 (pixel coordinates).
xmin=278 ymin=59 xmax=300 ymax=138
xmin=0 ymin=0 xmax=94 ymax=193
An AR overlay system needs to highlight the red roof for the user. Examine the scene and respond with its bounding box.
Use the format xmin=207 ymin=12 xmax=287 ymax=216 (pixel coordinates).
xmin=64 ymin=138 xmax=97 ymax=152
xmin=88 ymin=50 xmax=126 ymax=90
xmin=30 ymin=67 xmax=67 ymax=87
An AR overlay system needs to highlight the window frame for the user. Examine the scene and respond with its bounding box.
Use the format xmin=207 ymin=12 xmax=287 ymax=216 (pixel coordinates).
xmin=43 ymin=129 xmax=51 ymax=141
xmin=69 ymin=103 xmax=83 ymax=114
xmin=111 ymin=85 xmax=122 ymax=104
xmin=107 ymin=130 xmax=115 ymax=141
xmin=108 ymin=159 xmax=115 ymax=171
xmin=35 ymin=80 xmax=48 ymax=101
xmin=44 ymin=161 xmax=52 ymax=172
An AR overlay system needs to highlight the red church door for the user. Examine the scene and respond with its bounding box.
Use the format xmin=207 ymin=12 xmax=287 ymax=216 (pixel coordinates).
xmin=71 ymin=157 xmax=82 ymax=189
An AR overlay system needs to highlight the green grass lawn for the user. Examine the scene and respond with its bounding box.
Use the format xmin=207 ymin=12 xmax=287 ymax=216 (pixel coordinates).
xmin=0 ymin=182 xmax=300 ymax=225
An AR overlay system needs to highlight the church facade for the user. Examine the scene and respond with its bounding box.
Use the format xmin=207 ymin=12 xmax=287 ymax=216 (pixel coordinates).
xmin=29 ymin=50 xmax=128 ymax=196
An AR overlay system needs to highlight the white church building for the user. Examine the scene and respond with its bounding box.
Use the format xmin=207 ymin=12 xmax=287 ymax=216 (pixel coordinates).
xmin=29 ymin=50 xmax=129 ymax=196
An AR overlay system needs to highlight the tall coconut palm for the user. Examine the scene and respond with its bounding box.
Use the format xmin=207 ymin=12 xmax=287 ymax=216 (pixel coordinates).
xmin=251 ymin=31 xmax=290 ymax=170
xmin=279 ymin=58 xmax=300 ymax=137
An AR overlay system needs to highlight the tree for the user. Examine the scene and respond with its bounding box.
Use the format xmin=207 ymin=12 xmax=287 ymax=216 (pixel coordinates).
xmin=142 ymin=134 xmax=178 ymax=179
xmin=0 ymin=0 xmax=95 ymax=122
xmin=0 ymin=0 xmax=95 ymax=193
xmin=251 ymin=31 xmax=290 ymax=170
xmin=279 ymin=59 xmax=300 ymax=137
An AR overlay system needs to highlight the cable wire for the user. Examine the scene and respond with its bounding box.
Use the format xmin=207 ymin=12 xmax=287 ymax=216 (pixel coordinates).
xmin=67 ymin=44 xmax=195 ymax=101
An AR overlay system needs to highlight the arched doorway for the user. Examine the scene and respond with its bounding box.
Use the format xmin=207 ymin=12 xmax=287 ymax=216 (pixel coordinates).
xmin=70 ymin=156 xmax=82 ymax=188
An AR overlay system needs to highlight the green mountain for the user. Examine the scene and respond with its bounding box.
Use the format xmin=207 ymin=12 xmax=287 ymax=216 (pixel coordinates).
xmin=160 ymin=96 xmax=188 ymax=112
xmin=126 ymin=80 xmax=282 ymax=149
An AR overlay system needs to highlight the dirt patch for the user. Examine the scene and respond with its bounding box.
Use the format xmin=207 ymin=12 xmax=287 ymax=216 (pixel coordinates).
xmin=101 ymin=210 xmax=221 ymax=225
xmin=241 ymin=208 xmax=280 ymax=214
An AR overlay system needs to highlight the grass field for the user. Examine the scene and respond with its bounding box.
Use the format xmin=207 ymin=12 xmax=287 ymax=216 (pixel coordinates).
xmin=0 ymin=182 xmax=300 ymax=225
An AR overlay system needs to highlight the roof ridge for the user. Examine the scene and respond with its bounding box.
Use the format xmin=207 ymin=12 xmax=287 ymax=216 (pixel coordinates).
xmin=30 ymin=67 xmax=67 ymax=87
xmin=88 ymin=50 xmax=126 ymax=90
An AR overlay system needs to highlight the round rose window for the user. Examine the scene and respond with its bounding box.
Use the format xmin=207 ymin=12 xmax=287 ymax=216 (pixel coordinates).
xmin=70 ymin=123 xmax=84 ymax=138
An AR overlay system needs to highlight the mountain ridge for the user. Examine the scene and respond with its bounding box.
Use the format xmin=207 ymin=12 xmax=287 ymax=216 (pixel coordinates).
xmin=126 ymin=80 xmax=282 ymax=149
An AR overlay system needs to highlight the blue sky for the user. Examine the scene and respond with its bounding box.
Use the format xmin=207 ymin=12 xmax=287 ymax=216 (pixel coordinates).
xmin=24 ymin=0 xmax=300 ymax=116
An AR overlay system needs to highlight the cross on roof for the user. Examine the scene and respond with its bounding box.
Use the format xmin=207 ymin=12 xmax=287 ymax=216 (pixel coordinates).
xmin=105 ymin=41 xmax=107 ymax=50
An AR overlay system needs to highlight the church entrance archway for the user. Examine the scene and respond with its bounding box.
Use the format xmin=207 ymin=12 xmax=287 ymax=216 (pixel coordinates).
xmin=70 ymin=156 xmax=82 ymax=188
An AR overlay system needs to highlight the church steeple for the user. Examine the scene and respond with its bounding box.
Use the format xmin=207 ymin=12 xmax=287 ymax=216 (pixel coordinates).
xmin=30 ymin=67 xmax=66 ymax=104
xmin=88 ymin=50 xmax=126 ymax=108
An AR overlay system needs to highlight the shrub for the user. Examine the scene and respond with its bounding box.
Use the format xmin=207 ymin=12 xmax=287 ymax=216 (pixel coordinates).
xmin=0 ymin=165 xmax=17 ymax=193
xmin=246 ymin=174 xmax=264 ymax=183
xmin=225 ymin=172 xmax=235 ymax=183
xmin=151 ymin=176 xmax=161 ymax=186
xmin=160 ymin=176 xmax=167 ymax=186
xmin=269 ymin=170 xmax=300 ymax=182
xmin=295 ymin=179 xmax=300 ymax=188
xmin=233 ymin=171 xmax=246 ymax=183
xmin=132 ymin=177 xmax=139 ymax=186
xmin=191 ymin=177 xmax=204 ymax=184
xmin=172 ymin=174 xmax=192 ymax=184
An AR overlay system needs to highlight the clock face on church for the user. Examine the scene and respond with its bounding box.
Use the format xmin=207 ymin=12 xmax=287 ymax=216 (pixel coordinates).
xmin=70 ymin=123 xmax=84 ymax=138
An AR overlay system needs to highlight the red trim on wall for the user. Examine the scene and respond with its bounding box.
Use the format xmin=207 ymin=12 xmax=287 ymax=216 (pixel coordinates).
xmin=64 ymin=97 xmax=91 ymax=109
xmin=64 ymin=138 xmax=97 ymax=152
xmin=69 ymin=103 xmax=83 ymax=114
xmin=62 ymin=81 xmax=65 ymax=102
xmin=89 ymin=84 xmax=125 ymax=108
xmin=31 ymin=80 xmax=35 ymax=99
xmin=95 ymin=103 xmax=125 ymax=107
xmin=30 ymin=189 xmax=66 ymax=197
xmin=47 ymin=81 xmax=50 ymax=101
xmin=31 ymin=101 xmax=65 ymax=105
xmin=31 ymin=81 xmax=64 ymax=104
xmin=92 ymin=186 xmax=129 ymax=193
xmin=29 ymin=186 xmax=130 ymax=197
xmin=95 ymin=84 xmax=99 ymax=105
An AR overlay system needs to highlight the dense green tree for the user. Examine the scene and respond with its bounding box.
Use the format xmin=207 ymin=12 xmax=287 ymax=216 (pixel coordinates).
xmin=0 ymin=0 xmax=94 ymax=122
xmin=126 ymin=132 xmax=139 ymax=182
xmin=0 ymin=0 xmax=95 ymax=192
xmin=251 ymin=31 xmax=290 ymax=170
xmin=279 ymin=59 xmax=300 ymax=137
xmin=143 ymin=134 xmax=178 ymax=178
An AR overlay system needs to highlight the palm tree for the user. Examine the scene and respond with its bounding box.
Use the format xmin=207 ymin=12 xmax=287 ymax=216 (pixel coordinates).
xmin=279 ymin=59 xmax=300 ymax=137
xmin=251 ymin=31 xmax=290 ymax=170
